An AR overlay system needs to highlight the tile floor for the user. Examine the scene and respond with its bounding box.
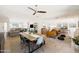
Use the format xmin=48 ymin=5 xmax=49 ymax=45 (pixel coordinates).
xmin=4 ymin=36 xmax=79 ymax=53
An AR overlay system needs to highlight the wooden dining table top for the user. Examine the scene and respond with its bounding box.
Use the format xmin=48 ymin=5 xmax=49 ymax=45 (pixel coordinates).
xmin=20 ymin=32 xmax=45 ymax=41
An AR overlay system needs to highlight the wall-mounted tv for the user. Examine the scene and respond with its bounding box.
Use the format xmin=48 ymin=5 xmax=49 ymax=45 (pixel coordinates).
xmin=30 ymin=24 xmax=34 ymax=28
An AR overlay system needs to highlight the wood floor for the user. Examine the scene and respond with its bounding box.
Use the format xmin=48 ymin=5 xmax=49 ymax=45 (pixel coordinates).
xmin=4 ymin=36 xmax=79 ymax=53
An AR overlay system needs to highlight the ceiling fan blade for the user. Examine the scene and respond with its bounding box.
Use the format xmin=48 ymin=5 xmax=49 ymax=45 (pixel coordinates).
xmin=27 ymin=6 xmax=46 ymax=15
xmin=33 ymin=11 xmax=36 ymax=15
xmin=37 ymin=11 xmax=46 ymax=13
xmin=28 ymin=7 xmax=36 ymax=11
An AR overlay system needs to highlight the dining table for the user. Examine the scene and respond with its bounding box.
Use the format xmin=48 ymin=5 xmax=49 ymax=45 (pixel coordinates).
xmin=19 ymin=32 xmax=45 ymax=53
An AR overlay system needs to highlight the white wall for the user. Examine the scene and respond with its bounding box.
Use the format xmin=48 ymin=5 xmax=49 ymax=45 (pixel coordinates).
xmin=0 ymin=15 xmax=9 ymax=40
xmin=8 ymin=16 xmax=79 ymax=34
xmin=0 ymin=15 xmax=9 ymax=32
xmin=37 ymin=16 xmax=79 ymax=33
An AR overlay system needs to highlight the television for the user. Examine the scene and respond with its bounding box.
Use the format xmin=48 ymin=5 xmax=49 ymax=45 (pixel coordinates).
xmin=30 ymin=24 xmax=34 ymax=28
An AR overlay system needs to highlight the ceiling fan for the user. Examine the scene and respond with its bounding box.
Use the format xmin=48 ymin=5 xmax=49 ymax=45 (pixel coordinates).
xmin=27 ymin=6 xmax=47 ymax=15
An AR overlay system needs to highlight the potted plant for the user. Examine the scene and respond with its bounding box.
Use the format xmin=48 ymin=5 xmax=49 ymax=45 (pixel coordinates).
xmin=73 ymin=36 xmax=79 ymax=51
xmin=73 ymin=36 xmax=79 ymax=45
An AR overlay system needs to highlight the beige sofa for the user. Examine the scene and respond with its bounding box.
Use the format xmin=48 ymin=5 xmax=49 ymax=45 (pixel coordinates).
xmin=8 ymin=28 xmax=27 ymax=37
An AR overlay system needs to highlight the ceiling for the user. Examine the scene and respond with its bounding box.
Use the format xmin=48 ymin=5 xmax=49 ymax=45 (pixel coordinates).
xmin=0 ymin=5 xmax=79 ymax=21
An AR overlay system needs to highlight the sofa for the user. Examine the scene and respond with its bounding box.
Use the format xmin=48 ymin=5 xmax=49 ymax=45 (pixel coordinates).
xmin=8 ymin=28 xmax=27 ymax=37
xmin=47 ymin=29 xmax=60 ymax=38
xmin=41 ymin=27 xmax=60 ymax=38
